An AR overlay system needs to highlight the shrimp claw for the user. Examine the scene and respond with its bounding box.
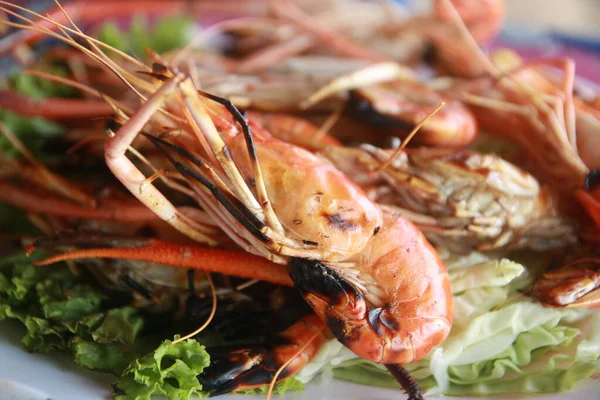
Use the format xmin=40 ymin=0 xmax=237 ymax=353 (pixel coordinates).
xmin=531 ymin=255 xmax=600 ymax=308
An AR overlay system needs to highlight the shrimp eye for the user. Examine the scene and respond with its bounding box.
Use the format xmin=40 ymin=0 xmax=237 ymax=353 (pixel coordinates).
xmin=584 ymin=169 xmax=600 ymax=190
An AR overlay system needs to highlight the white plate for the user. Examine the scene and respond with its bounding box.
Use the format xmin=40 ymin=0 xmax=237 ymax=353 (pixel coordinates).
xmin=1 ymin=320 xmax=598 ymax=400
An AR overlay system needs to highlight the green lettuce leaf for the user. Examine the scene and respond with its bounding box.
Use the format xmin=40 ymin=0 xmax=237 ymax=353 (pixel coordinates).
xmin=96 ymin=15 xmax=195 ymax=57
xmin=448 ymin=258 xmax=525 ymax=294
xmin=0 ymin=69 xmax=73 ymax=160
xmin=71 ymin=337 xmax=133 ymax=373
xmin=8 ymin=68 xmax=76 ymax=100
xmin=0 ymin=254 xmax=144 ymax=373
xmin=113 ymin=337 xmax=210 ymax=400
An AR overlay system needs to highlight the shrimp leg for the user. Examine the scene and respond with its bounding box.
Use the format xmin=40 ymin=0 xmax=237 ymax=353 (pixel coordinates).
xmin=30 ymin=235 xmax=293 ymax=287
xmin=101 ymin=74 xmax=217 ymax=245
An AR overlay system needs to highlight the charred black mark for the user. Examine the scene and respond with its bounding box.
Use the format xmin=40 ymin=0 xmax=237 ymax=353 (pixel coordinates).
xmin=238 ymin=368 xmax=275 ymax=386
xmin=247 ymin=177 xmax=256 ymax=187
xmin=199 ymin=343 xmax=295 ymax=396
xmin=290 ymin=258 xmax=369 ymax=346
xmin=327 ymin=317 xmax=351 ymax=346
xmin=121 ymin=275 xmax=153 ymax=299
xmin=373 ymin=226 xmax=381 ymax=236
xmin=289 ymin=258 xmax=349 ymax=298
xmin=198 ymin=347 xmax=262 ymax=394
xmin=173 ymin=160 xmax=269 ymax=242
xmin=152 ymin=62 xmax=168 ymax=74
xmin=585 ymin=169 xmax=600 ymax=190
xmin=327 ymin=214 xmax=358 ymax=231
xmin=302 ymin=240 xmax=319 ymax=246
xmin=136 ymin=70 xmax=168 ymax=81
xmin=346 ymin=90 xmax=417 ymax=131
xmin=143 ymin=132 xmax=205 ymax=167
xmin=187 ymin=270 xmax=196 ymax=293
xmin=422 ymin=43 xmax=438 ymax=66
xmin=137 ymin=225 xmax=157 ymax=238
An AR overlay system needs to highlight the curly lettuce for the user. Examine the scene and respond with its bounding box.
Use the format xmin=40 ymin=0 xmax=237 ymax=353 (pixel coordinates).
xmin=0 ymin=253 xmax=144 ymax=373
xmin=113 ymin=337 xmax=211 ymax=400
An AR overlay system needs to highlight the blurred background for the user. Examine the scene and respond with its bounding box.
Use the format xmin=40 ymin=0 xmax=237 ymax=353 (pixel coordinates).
xmin=403 ymin=0 xmax=600 ymax=82
xmin=504 ymin=0 xmax=599 ymax=35
xmin=5 ymin=0 xmax=600 ymax=82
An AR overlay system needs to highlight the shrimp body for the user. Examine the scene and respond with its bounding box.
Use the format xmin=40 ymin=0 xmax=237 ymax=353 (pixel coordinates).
xmin=292 ymin=209 xmax=453 ymax=363
xmin=218 ymin=119 xmax=384 ymax=261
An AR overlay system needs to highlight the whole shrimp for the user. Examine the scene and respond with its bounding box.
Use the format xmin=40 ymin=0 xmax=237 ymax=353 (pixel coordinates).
xmin=2 ymin=3 xmax=453 ymax=398
xmin=322 ymin=145 xmax=579 ymax=254
xmin=143 ymin=73 xmax=454 ymax=367
xmin=247 ymin=111 xmax=578 ymax=253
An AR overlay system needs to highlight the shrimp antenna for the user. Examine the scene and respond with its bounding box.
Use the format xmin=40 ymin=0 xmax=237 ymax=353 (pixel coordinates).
xmin=0 ymin=0 xmax=160 ymax=104
xmin=314 ymin=102 xmax=344 ymax=146
xmin=437 ymin=0 xmax=498 ymax=77
xmin=173 ymin=272 xmax=217 ymax=344
xmin=375 ymin=102 xmax=445 ymax=172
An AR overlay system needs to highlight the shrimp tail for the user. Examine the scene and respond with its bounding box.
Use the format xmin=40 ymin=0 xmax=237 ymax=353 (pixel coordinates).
xmin=198 ymin=313 xmax=326 ymax=395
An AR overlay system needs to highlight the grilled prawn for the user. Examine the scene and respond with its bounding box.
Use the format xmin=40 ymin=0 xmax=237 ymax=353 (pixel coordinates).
xmin=1 ymin=3 xmax=453 ymax=398
xmin=323 ymin=145 xmax=578 ymax=253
